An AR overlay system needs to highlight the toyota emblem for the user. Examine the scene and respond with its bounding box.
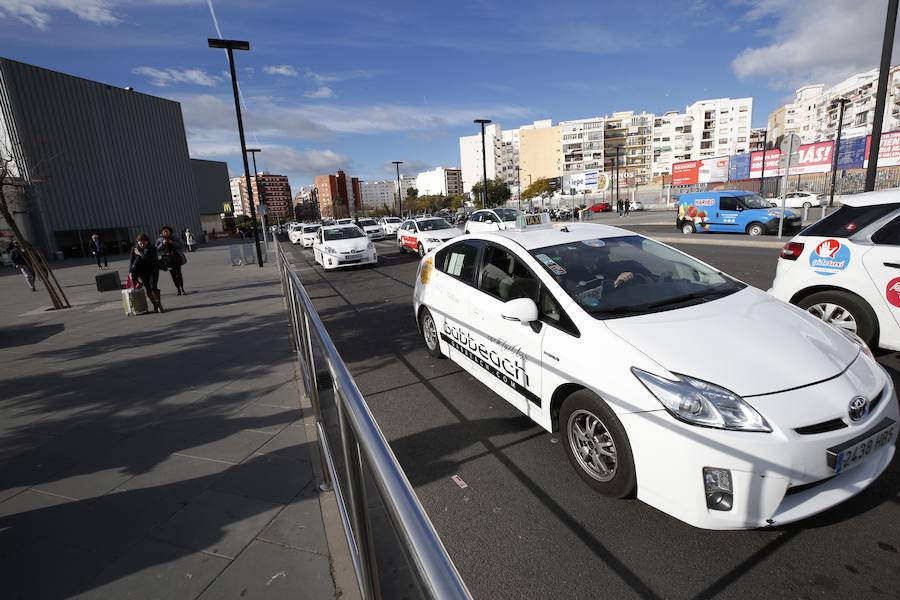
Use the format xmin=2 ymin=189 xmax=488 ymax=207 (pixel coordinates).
xmin=848 ymin=396 xmax=869 ymax=422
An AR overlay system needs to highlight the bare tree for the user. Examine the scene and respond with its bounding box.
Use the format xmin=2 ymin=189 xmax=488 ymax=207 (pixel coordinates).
xmin=0 ymin=149 xmax=69 ymax=309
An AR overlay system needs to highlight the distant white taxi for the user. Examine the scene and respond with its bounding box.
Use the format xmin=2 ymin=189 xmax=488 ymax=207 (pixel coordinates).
xmin=288 ymin=223 xmax=305 ymax=244
xmin=412 ymin=214 xmax=898 ymax=529
xmin=379 ymin=216 xmax=403 ymax=235
xmin=313 ymin=224 xmax=377 ymax=270
xmin=300 ymin=224 xmax=319 ymax=248
xmin=356 ymin=217 xmax=385 ymax=240
xmin=464 ymin=207 xmax=522 ymax=234
xmin=770 ymin=190 xmax=900 ymax=351
xmin=397 ymin=217 xmax=461 ymax=257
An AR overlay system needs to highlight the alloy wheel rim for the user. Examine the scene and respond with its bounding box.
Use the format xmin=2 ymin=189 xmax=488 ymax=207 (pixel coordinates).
xmin=423 ymin=314 xmax=437 ymax=349
xmin=567 ymin=409 xmax=617 ymax=482
xmin=807 ymin=302 xmax=857 ymax=333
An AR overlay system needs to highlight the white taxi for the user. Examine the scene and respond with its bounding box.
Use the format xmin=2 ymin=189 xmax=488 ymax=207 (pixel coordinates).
xmin=288 ymin=223 xmax=305 ymax=244
xmin=464 ymin=207 xmax=522 ymax=234
xmin=769 ymin=190 xmax=900 ymax=350
xmin=356 ymin=217 xmax=385 ymax=240
xmin=300 ymin=223 xmax=319 ymax=248
xmin=412 ymin=214 xmax=898 ymax=529
xmin=312 ymin=224 xmax=377 ymax=270
xmin=379 ymin=216 xmax=403 ymax=235
xmin=397 ymin=217 xmax=461 ymax=257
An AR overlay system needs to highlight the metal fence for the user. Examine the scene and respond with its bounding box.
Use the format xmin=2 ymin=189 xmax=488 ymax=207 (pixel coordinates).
xmin=275 ymin=245 xmax=472 ymax=600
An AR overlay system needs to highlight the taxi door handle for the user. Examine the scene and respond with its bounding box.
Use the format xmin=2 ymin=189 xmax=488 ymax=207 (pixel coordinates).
xmin=884 ymin=262 xmax=900 ymax=269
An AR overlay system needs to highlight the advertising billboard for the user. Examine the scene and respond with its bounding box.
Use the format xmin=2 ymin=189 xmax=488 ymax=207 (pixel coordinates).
xmin=671 ymin=160 xmax=700 ymax=185
xmin=749 ymin=141 xmax=833 ymax=177
xmin=728 ymin=153 xmax=751 ymax=181
xmin=864 ymin=130 xmax=900 ymax=167
xmin=837 ymin=136 xmax=866 ymax=170
xmin=671 ymin=157 xmax=729 ymax=185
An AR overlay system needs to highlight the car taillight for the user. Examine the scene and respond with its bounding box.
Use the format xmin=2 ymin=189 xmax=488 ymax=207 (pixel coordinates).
xmin=780 ymin=241 xmax=804 ymax=260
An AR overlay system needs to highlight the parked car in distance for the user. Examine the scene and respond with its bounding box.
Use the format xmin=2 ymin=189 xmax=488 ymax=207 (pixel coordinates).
xmin=589 ymin=203 xmax=613 ymax=213
xmin=770 ymin=191 xmax=825 ymax=210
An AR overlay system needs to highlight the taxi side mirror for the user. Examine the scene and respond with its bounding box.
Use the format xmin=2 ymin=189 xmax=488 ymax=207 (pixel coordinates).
xmin=501 ymin=297 xmax=539 ymax=324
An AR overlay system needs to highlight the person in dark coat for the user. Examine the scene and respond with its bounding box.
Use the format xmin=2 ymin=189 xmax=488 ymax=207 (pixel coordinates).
xmin=156 ymin=225 xmax=186 ymax=296
xmin=130 ymin=233 xmax=163 ymax=312
xmin=10 ymin=241 xmax=35 ymax=291
xmin=89 ymin=234 xmax=108 ymax=269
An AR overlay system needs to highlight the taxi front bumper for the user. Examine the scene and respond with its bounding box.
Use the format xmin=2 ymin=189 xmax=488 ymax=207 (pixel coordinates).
xmin=321 ymin=248 xmax=377 ymax=269
xmin=620 ymin=373 xmax=898 ymax=530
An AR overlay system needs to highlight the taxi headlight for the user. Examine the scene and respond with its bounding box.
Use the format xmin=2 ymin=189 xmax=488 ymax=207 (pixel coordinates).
xmin=833 ymin=326 xmax=874 ymax=360
xmin=632 ymin=368 xmax=771 ymax=432
xmin=426 ymin=237 xmax=442 ymax=244
xmin=367 ymin=242 xmax=374 ymax=250
xmin=323 ymin=246 xmax=337 ymax=254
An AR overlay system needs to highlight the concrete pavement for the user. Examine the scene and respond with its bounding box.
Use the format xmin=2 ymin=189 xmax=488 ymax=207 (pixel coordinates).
xmin=0 ymin=242 xmax=341 ymax=600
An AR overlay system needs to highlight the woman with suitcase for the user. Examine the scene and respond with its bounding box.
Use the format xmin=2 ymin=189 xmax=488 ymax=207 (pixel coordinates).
xmin=156 ymin=225 xmax=187 ymax=296
xmin=130 ymin=233 xmax=164 ymax=313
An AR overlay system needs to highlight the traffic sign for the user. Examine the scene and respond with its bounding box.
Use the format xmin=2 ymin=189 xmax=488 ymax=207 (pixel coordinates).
xmin=778 ymin=153 xmax=799 ymax=168
xmin=780 ymin=134 xmax=801 ymax=155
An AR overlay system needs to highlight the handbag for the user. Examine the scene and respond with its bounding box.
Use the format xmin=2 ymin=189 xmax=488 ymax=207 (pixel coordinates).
xmin=176 ymin=251 xmax=187 ymax=266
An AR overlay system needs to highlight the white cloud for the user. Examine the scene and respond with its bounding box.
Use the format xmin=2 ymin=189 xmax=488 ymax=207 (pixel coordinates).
xmin=304 ymin=86 xmax=334 ymax=99
xmin=263 ymin=64 xmax=298 ymax=77
xmin=731 ymin=0 xmax=900 ymax=89
xmin=381 ymin=159 xmax=432 ymax=177
xmin=0 ymin=0 xmax=198 ymax=29
xmin=133 ymin=66 xmax=220 ymax=87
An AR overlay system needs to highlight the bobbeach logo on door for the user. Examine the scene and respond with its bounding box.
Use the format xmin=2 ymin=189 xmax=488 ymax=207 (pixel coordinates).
xmin=809 ymin=239 xmax=850 ymax=276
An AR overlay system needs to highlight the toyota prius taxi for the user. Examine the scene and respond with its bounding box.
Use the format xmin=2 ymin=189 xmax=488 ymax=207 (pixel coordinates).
xmin=397 ymin=216 xmax=461 ymax=257
xmin=313 ymin=224 xmax=377 ymax=270
xmin=412 ymin=214 xmax=898 ymax=529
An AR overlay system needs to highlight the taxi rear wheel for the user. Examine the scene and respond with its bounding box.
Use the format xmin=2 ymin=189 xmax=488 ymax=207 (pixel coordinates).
xmin=560 ymin=390 xmax=635 ymax=499
xmin=798 ymin=291 xmax=878 ymax=348
xmin=419 ymin=307 xmax=444 ymax=358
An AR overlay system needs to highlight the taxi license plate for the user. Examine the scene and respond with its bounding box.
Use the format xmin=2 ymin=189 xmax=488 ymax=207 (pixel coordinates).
xmin=827 ymin=418 xmax=896 ymax=474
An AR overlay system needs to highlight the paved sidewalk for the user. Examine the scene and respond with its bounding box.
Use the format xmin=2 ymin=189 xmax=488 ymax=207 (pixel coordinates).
xmin=0 ymin=242 xmax=337 ymax=599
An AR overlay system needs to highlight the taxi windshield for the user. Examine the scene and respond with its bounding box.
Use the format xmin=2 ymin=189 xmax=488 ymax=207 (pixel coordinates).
xmin=494 ymin=208 xmax=521 ymax=222
xmin=358 ymin=219 xmax=377 ymax=227
xmin=323 ymin=227 xmax=365 ymax=241
xmin=383 ymin=217 xmax=401 ymax=223
xmin=418 ymin=218 xmax=453 ymax=231
xmin=303 ymin=226 xmax=319 ymax=233
xmin=738 ymin=193 xmax=771 ymax=209
xmin=530 ymin=236 xmax=744 ymax=319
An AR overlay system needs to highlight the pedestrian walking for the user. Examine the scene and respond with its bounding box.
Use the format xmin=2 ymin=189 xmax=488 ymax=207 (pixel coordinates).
xmin=130 ymin=233 xmax=164 ymax=312
xmin=89 ymin=233 xmax=108 ymax=269
xmin=156 ymin=225 xmax=186 ymax=296
xmin=624 ymin=199 xmax=631 ymax=216
xmin=617 ymin=199 xmax=624 ymax=217
xmin=10 ymin=241 xmax=36 ymax=291
xmin=184 ymin=228 xmax=196 ymax=252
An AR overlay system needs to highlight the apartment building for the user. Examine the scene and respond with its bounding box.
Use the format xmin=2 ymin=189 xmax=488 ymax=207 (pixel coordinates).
xmin=685 ymin=97 xmax=752 ymax=159
xmin=775 ymin=66 xmax=900 ymax=145
xmin=416 ymin=167 xmax=464 ymax=196
xmin=359 ymin=180 xmax=397 ymax=211
xmin=560 ymin=117 xmax=605 ymax=176
xmin=750 ymin=128 xmax=768 ymax=151
xmin=651 ymin=111 xmax=694 ymax=178
xmin=603 ymin=111 xmax=654 ymax=186
xmin=230 ymin=177 xmax=247 ymax=217
xmin=399 ymin=174 xmax=417 ymax=198
xmin=250 ymin=173 xmax=292 ymax=220
xmin=519 ymin=121 xmax=561 ymax=188
xmin=314 ymin=170 xmax=361 ymax=220
xmin=459 ymin=123 xmax=500 ymax=194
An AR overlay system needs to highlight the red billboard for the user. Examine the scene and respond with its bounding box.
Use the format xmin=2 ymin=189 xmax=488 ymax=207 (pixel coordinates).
xmin=748 ymin=141 xmax=834 ymax=178
xmin=864 ymin=131 xmax=900 ymax=167
xmin=671 ymin=157 xmax=729 ymax=185
xmin=672 ymin=161 xmax=700 ymax=185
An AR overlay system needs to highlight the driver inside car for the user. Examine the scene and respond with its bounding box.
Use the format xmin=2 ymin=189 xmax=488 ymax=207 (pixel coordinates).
xmin=578 ymin=243 xmax=651 ymax=289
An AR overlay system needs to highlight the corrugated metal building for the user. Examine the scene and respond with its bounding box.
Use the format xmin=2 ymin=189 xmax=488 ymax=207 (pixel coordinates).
xmin=190 ymin=158 xmax=230 ymax=237
xmin=0 ymin=57 xmax=201 ymax=257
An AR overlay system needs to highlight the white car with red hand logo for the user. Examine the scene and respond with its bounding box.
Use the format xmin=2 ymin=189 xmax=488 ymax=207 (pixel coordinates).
xmin=769 ymin=190 xmax=900 ymax=350
xmin=397 ymin=217 xmax=461 ymax=257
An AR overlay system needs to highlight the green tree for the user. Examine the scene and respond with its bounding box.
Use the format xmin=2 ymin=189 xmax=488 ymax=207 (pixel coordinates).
xmin=471 ymin=178 xmax=512 ymax=208
xmin=448 ymin=194 xmax=465 ymax=211
xmin=522 ymin=177 xmax=553 ymax=200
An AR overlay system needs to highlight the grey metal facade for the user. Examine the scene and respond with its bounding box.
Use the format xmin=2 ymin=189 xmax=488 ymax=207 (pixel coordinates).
xmin=0 ymin=57 xmax=201 ymax=256
xmin=190 ymin=158 xmax=230 ymax=215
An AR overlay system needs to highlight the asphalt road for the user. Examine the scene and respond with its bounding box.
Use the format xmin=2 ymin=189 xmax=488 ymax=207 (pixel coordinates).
xmin=284 ymin=234 xmax=900 ymax=600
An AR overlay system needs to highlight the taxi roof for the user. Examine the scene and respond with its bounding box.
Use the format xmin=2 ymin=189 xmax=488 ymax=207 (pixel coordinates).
xmin=489 ymin=222 xmax=637 ymax=251
xmin=839 ymin=189 xmax=900 ymax=208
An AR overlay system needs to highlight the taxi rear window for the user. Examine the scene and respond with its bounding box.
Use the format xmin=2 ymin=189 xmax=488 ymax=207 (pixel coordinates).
xmin=802 ymin=203 xmax=899 ymax=238
xmin=435 ymin=240 xmax=483 ymax=284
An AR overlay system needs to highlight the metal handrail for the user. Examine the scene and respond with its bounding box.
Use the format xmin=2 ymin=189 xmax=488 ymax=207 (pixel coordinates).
xmin=275 ymin=244 xmax=472 ymax=600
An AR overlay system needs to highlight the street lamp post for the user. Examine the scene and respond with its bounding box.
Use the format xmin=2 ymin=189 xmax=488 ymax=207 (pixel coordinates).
xmin=474 ymin=119 xmax=492 ymax=208
xmin=515 ymin=165 xmax=521 ymax=211
xmin=392 ymin=161 xmax=403 ymax=217
xmin=828 ymin=98 xmax=851 ymax=208
xmin=246 ymin=148 xmax=269 ymax=248
xmin=208 ymin=38 xmax=263 ymax=267
xmin=759 ymin=129 xmax=768 ymax=196
xmin=866 ymin=0 xmax=899 ymax=192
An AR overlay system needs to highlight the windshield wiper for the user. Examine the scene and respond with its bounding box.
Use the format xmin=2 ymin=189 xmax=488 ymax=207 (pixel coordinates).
xmin=589 ymin=285 xmax=739 ymax=316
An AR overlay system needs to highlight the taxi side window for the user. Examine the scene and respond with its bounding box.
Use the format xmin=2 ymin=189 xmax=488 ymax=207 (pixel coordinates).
xmin=720 ymin=196 xmax=739 ymax=211
xmin=435 ymin=240 xmax=483 ymax=284
xmin=479 ymin=245 xmax=540 ymax=302
xmin=484 ymin=213 xmax=500 ymax=223
xmin=470 ymin=213 xmax=482 ymax=223
xmin=872 ymin=215 xmax=900 ymax=246
xmin=540 ymin=287 xmax=579 ymax=337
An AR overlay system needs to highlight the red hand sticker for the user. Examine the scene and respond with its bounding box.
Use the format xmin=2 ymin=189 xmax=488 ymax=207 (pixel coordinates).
xmin=886 ymin=277 xmax=900 ymax=308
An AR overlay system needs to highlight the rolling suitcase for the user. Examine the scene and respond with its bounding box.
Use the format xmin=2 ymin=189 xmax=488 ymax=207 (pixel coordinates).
xmin=122 ymin=287 xmax=149 ymax=316
xmin=96 ymin=270 xmax=121 ymax=292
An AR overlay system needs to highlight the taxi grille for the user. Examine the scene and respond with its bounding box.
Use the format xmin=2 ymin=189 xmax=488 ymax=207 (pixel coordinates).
xmin=794 ymin=419 xmax=847 ymax=435
xmin=785 ymin=475 xmax=834 ymax=496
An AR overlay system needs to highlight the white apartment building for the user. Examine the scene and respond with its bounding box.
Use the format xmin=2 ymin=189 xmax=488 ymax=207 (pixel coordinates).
xmin=460 ymin=123 xmax=500 ymax=194
xmin=416 ymin=167 xmax=463 ymax=196
xmin=399 ymin=175 xmax=417 ymax=198
xmin=685 ymin=97 xmax=752 ymax=158
xmin=229 ymin=176 xmax=246 ymax=216
xmin=651 ymin=111 xmax=694 ymax=178
xmin=359 ymin=180 xmax=396 ymax=211
xmin=778 ymin=66 xmax=900 ymax=144
xmin=560 ymin=117 xmax=605 ymax=175
xmin=606 ymin=111 xmax=654 ymax=186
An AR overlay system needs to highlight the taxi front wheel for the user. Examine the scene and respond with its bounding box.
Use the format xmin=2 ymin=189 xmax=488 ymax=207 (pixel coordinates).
xmin=419 ymin=307 xmax=444 ymax=359
xmin=560 ymin=390 xmax=636 ymax=499
xmin=798 ymin=291 xmax=878 ymax=348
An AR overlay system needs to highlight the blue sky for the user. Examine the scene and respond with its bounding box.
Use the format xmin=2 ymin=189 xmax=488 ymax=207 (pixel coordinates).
xmin=1 ymin=0 xmax=896 ymax=190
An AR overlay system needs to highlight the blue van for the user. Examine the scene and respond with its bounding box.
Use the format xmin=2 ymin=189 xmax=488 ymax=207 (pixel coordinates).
xmin=675 ymin=190 xmax=801 ymax=236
